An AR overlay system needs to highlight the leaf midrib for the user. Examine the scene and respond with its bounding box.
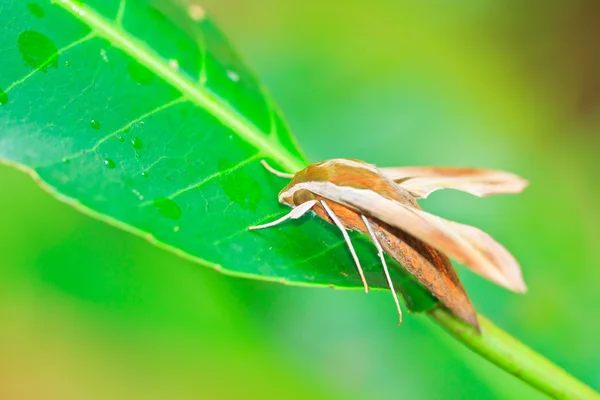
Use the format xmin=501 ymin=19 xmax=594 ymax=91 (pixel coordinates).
xmin=55 ymin=0 xmax=305 ymax=173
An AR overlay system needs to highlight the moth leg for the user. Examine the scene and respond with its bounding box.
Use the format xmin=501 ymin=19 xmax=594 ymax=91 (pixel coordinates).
xmin=260 ymin=160 xmax=295 ymax=179
xmin=248 ymin=200 xmax=317 ymax=230
xmin=321 ymin=200 xmax=369 ymax=294
xmin=361 ymin=215 xmax=403 ymax=325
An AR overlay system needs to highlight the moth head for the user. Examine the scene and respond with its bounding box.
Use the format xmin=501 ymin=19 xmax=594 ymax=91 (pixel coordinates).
xmin=278 ymin=189 xmax=294 ymax=207
xmin=277 ymin=168 xmax=317 ymax=207
xmin=276 ymin=159 xmax=384 ymax=207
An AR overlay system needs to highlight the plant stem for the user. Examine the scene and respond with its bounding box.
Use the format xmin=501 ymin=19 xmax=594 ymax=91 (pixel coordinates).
xmin=428 ymin=307 xmax=600 ymax=400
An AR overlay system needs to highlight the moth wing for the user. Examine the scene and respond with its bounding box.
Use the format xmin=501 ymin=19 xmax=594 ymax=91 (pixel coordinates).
xmin=438 ymin=220 xmax=526 ymax=293
xmin=380 ymin=166 xmax=528 ymax=198
xmin=374 ymin=223 xmax=480 ymax=329
xmin=293 ymin=182 xmax=526 ymax=293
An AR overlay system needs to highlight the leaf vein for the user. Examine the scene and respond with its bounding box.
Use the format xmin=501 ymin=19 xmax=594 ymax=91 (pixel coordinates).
xmin=60 ymin=97 xmax=185 ymax=164
xmin=166 ymin=153 xmax=262 ymax=201
xmin=88 ymin=97 xmax=186 ymax=152
xmin=289 ymin=239 xmax=349 ymax=267
xmin=115 ymin=0 xmax=126 ymax=26
xmin=4 ymin=32 xmax=95 ymax=94
xmin=142 ymin=155 xmax=168 ymax=173
xmin=53 ymin=0 xmax=305 ymax=172
xmin=194 ymin=27 xmax=208 ymax=85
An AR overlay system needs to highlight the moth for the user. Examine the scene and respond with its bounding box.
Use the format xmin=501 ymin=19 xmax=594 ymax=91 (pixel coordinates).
xmin=249 ymin=158 xmax=528 ymax=330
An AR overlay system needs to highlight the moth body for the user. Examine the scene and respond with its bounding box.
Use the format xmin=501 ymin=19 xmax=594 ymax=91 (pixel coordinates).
xmin=250 ymin=158 xmax=528 ymax=330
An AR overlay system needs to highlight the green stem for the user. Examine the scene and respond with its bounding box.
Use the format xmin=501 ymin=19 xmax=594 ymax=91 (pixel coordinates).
xmin=428 ymin=307 xmax=600 ymax=400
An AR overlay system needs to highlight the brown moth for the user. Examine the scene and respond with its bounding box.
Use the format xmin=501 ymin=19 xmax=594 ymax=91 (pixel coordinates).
xmin=249 ymin=159 xmax=528 ymax=330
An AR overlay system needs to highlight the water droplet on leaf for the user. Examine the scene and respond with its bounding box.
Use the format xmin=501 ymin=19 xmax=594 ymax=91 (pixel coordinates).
xmin=18 ymin=31 xmax=58 ymax=71
xmin=227 ymin=70 xmax=240 ymax=82
xmin=0 ymin=89 xmax=8 ymax=106
xmin=123 ymin=127 xmax=130 ymax=133
xmin=62 ymin=158 xmax=69 ymax=164
xmin=153 ymin=197 xmax=182 ymax=220
xmin=90 ymin=119 xmax=101 ymax=130
xmin=100 ymin=48 xmax=109 ymax=62
xmin=168 ymin=59 xmax=179 ymax=70
xmin=64 ymin=60 xmax=71 ymax=68
xmin=104 ymin=158 xmax=115 ymax=168
xmin=117 ymin=136 xmax=124 ymax=142
xmin=27 ymin=3 xmax=45 ymax=18
xmin=127 ymin=61 xmax=153 ymax=85
xmin=131 ymin=137 xmax=143 ymax=149
xmin=142 ymin=171 xmax=148 ymax=178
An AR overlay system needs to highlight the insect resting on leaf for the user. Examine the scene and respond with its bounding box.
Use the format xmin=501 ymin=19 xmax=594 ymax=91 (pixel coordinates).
xmin=249 ymin=158 xmax=528 ymax=330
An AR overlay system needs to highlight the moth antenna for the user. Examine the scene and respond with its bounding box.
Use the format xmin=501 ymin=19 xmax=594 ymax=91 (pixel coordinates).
xmin=361 ymin=215 xmax=403 ymax=325
xmin=321 ymin=200 xmax=369 ymax=294
xmin=261 ymin=160 xmax=295 ymax=179
xmin=248 ymin=200 xmax=317 ymax=230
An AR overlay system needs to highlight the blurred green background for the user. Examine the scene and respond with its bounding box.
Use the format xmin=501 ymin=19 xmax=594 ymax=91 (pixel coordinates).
xmin=2 ymin=0 xmax=600 ymax=398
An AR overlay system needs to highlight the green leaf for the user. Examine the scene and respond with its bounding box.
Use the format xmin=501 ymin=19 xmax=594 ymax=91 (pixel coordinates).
xmin=0 ymin=0 xmax=436 ymax=312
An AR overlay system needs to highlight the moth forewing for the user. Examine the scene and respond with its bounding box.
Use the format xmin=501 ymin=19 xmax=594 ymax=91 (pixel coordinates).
xmin=442 ymin=221 xmax=526 ymax=293
xmin=365 ymin=216 xmax=479 ymax=329
xmin=286 ymin=181 xmax=526 ymax=294
xmin=380 ymin=166 xmax=529 ymax=198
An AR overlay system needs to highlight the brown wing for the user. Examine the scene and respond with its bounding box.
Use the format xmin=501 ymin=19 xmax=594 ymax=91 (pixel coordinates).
xmin=309 ymin=195 xmax=479 ymax=329
xmin=374 ymin=220 xmax=480 ymax=329
xmin=288 ymin=182 xmax=527 ymax=294
xmin=380 ymin=166 xmax=528 ymax=198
